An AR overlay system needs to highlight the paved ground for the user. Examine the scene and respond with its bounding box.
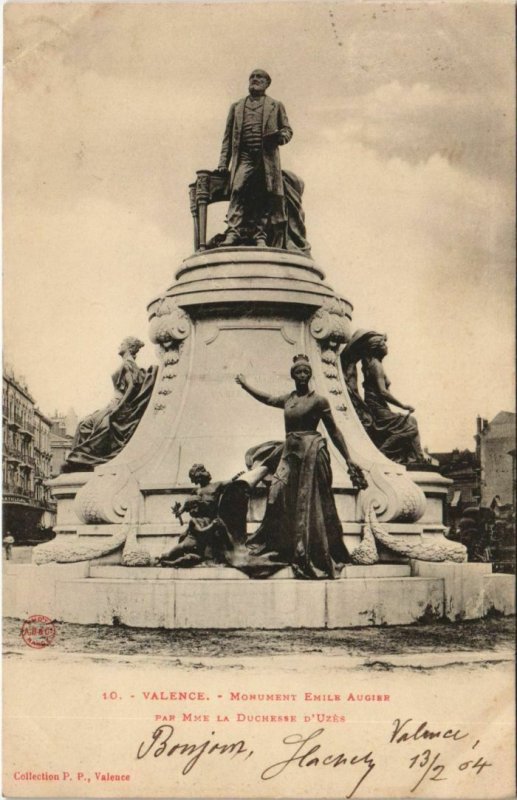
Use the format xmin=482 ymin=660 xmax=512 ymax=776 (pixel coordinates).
xmin=3 ymin=615 xmax=514 ymax=661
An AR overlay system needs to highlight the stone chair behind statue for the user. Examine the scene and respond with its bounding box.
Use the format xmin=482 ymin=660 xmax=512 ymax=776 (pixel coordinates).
xmin=189 ymin=169 xmax=311 ymax=256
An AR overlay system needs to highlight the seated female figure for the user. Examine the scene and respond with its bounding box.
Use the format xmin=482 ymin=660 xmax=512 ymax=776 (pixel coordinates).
xmin=341 ymin=331 xmax=425 ymax=465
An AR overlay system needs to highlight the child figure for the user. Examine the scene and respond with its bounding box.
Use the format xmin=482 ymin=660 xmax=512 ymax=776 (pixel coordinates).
xmin=159 ymin=464 xmax=247 ymax=568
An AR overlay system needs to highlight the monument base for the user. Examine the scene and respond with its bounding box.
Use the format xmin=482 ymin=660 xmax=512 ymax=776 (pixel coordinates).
xmin=4 ymin=561 xmax=514 ymax=629
xmin=47 ymin=465 xmax=454 ymax=565
xmin=37 ymin=250 xmax=481 ymax=620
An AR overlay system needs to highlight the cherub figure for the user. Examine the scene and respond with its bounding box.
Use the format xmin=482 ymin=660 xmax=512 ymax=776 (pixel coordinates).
xmin=159 ymin=463 xmax=249 ymax=568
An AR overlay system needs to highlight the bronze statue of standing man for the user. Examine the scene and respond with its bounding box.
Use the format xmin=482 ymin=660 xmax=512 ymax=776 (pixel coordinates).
xmin=216 ymin=69 xmax=292 ymax=247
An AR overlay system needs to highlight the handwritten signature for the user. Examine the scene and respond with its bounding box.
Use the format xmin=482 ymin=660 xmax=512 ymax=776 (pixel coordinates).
xmin=259 ymin=728 xmax=375 ymax=797
xmin=137 ymin=725 xmax=375 ymax=797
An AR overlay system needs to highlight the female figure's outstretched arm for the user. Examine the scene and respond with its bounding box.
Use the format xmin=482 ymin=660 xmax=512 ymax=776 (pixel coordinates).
xmin=235 ymin=374 xmax=286 ymax=408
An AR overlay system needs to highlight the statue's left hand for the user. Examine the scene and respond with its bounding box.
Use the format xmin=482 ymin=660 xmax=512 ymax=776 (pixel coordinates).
xmin=263 ymin=130 xmax=282 ymax=148
xmin=348 ymin=462 xmax=368 ymax=491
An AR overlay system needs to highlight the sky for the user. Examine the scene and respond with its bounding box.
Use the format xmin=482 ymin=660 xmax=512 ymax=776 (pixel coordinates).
xmin=3 ymin=1 xmax=515 ymax=451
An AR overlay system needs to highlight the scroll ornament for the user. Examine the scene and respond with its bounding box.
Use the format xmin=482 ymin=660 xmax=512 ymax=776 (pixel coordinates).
xmin=309 ymin=297 xmax=351 ymax=344
xmin=149 ymin=297 xmax=191 ymax=354
xmin=35 ymin=467 xmax=154 ymax=564
xmin=71 ymin=464 xmax=139 ymax=525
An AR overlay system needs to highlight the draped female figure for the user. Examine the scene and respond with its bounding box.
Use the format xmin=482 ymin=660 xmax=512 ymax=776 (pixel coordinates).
xmin=341 ymin=331 xmax=425 ymax=465
xmin=236 ymin=355 xmax=367 ymax=579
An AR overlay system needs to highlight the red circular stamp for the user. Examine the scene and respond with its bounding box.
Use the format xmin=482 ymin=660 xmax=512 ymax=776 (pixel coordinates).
xmin=20 ymin=615 xmax=56 ymax=649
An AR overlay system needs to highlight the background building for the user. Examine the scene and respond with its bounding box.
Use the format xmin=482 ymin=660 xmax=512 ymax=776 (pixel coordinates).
xmin=3 ymin=366 xmax=56 ymax=542
xmin=432 ymin=413 xmax=515 ymax=573
xmin=431 ymin=448 xmax=481 ymax=511
xmin=432 ymin=411 xmax=516 ymax=511
xmin=50 ymin=409 xmax=78 ymax=476
xmin=476 ymin=412 xmax=516 ymax=506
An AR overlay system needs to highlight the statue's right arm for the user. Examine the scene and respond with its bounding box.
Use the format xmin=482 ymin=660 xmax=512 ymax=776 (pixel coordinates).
xmin=235 ymin=374 xmax=285 ymax=408
xmin=218 ymin=104 xmax=235 ymax=171
xmin=370 ymin=361 xmax=413 ymax=411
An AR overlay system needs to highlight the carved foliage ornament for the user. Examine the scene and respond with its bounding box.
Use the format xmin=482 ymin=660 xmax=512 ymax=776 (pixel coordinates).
xmin=363 ymin=503 xmax=467 ymax=562
xmin=309 ymin=297 xmax=351 ymax=344
xmin=149 ymin=298 xmax=191 ymax=350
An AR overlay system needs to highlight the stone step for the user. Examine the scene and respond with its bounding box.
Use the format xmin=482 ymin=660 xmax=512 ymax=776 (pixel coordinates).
xmin=341 ymin=564 xmax=410 ymax=578
xmin=88 ymin=565 xmax=296 ymax=581
xmin=5 ymin=562 xmax=513 ymax=629
xmin=88 ymin=564 xmax=411 ymax=581
xmin=39 ymin=575 xmax=445 ymax=629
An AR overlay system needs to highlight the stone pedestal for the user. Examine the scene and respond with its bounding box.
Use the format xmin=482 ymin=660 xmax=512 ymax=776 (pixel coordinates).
xmin=411 ymin=561 xmax=492 ymax=620
xmin=5 ymin=561 xmax=514 ymax=628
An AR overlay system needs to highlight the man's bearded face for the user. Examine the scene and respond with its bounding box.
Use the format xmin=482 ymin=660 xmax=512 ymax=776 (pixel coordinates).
xmin=249 ymin=71 xmax=270 ymax=93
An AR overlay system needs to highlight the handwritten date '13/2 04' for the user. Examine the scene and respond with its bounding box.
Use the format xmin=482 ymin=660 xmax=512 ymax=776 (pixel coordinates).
xmin=390 ymin=717 xmax=492 ymax=793
xmin=137 ymin=720 xmax=493 ymax=798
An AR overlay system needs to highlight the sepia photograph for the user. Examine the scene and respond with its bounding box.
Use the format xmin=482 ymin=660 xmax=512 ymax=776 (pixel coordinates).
xmin=2 ymin=2 xmax=515 ymax=797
